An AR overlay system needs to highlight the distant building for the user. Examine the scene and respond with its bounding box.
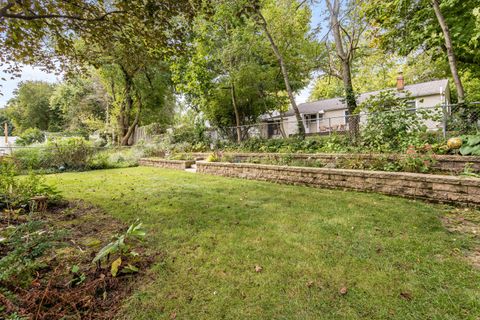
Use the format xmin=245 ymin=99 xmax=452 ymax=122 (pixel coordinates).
xmin=0 ymin=136 xmax=18 ymax=155
xmin=262 ymin=77 xmax=450 ymax=138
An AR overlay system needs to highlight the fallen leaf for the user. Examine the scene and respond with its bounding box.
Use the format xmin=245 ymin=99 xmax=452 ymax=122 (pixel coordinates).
xmin=400 ymin=291 xmax=412 ymax=301
xmin=255 ymin=265 xmax=263 ymax=273
xmin=339 ymin=287 xmax=348 ymax=295
xmin=170 ymin=312 xmax=177 ymax=319
xmin=111 ymin=257 xmax=122 ymax=277
xmin=306 ymin=280 xmax=314 ymax=288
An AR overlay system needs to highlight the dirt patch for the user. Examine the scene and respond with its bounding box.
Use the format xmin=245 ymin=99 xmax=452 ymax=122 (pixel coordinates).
xmin=442 ymin=207 xmax=480 ymax=269
xmin=0 ymin=200 xmax=156 ymax=319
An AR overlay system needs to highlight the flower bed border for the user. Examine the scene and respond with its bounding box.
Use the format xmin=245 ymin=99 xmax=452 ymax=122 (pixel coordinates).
xmin=187 ymin=152 xmax=480 ymax=174
xmin=196 ymin=161 xmax=480 ymax=206
xmin=139 ymin=158 xmax=195 ymax=170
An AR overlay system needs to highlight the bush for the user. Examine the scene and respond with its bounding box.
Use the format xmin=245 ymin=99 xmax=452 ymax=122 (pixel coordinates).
xmin=0 ymin=220 xmax=64 ymax=288
xmin=15 ymin=128 xmax=45 ymax=146
xmin=0 ymin=160 xmax=60 ymax=211
xmin=221 ymin=135 xmax=354 ymax=154
xmin=10 ymin=146 xmax=49 ymax=171
xmin=359 ymin=91 xmax=441 ymax=152
xmin=86 ymin=147 xmax=144 ymax=170
xmin=11 ymin=137 xmax=93 ymax=172
xmin=46 ymin=137 xmax=93 ymax=170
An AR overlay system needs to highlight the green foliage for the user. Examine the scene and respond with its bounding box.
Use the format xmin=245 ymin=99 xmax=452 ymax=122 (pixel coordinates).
xmin=310 ymin=50 xmax=448 ymax=101
xmin=461 ymin=162 xmax=480 ymax=178
xmin=173 ymin=0 xmax=316 ymax=134
xmin=86 ymin=147 xmax=144 ymax=170
xmin=5 ymin=81 xmax=59 ymax=132
xmin=0 ymin=109 xmax=14 ymax=135
xmin=459 ymin=134 xmax=480 ymax=156
xmin=0 ymin=161 xmax=59 ymax=210
xmin=362 ymin=0 xmax=479 ymax=70
xmin=46 ymin=137 xmax=93 ymax=170
xmin=49 ymin=74 xmax=108 ymax=136
xmin=15 ymin=128 xmax=45 ymax=146
xmin=0 ymin=221 xmax=63 ymax=287
xmin=359 ymin=91 xmax=439 ymax=152
xmin=206 ymin=153 xmax=220 ymax=162
xmin=223 ymin=134 xmax=354 ymax=154
xmin=93 ymin=220 xmax=146 ymax=276
xmin=12 ymin=137 xmax=93 ymax=171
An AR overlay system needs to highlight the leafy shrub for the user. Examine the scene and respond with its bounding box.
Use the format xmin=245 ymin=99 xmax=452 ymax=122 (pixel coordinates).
xmin=223 ymin=135 xmax=354 ymax=154
xmin=10 ymin=147 xmax=50 ymax=171
xmin=86 ymin=147 xmax=143 ymax=170
xmin=0 ymin=221 xmax=64 ymax=287
xmin=15 ymin=128 xmax=45 ymax=146
xmin=46 ymin=137 xmax=93 ymax=170
xmin=12 ymin=137 xmax=94 ymax=172
xmin=206 ymin=153 xmax=220 ymax=162
xmin=93 ymin=220 xmax=146 ymax=277
xmin=459 ymin=134 xmax=480 ymax=156
xmin=359 ymin=91 xmax=440 ymax=152
xmin=0 ymin=160 xmax=60 ymax=211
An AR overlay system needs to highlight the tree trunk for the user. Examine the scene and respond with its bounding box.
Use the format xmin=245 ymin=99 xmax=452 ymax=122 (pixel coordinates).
xmin=432 ymin=0 xmax=465 ymax=103
xmin=254 ymin=9 xmax=305 ymax=138
xmin=120 ymin=92 xmax=142 ymax=146
xmin=118 ymin=64 xmax=135 ymax=145
xmin=326 ymin=0 xmax=359 ymax=139
xmin=231 ymin=82 xmax=242 ymax=143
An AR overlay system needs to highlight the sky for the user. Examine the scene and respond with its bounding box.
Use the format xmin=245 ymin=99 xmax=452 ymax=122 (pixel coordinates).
xmin=0 ymin=2 xmax=327 ymax=109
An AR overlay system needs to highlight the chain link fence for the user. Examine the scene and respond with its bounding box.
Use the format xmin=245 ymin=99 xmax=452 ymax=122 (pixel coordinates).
xmin=211 ymin=102 xmax=480 ymax=143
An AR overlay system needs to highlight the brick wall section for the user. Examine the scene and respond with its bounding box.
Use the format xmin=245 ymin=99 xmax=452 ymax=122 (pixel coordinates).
xmin=188 ymin=152 xmax=480 ymax=174
xmin=197 ymin=161 xmax=480 ymax=206
xmin=139 ymin=158 xmax=195 ymax=170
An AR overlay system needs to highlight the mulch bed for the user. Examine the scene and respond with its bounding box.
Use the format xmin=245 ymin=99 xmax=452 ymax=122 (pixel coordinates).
xmin=0 ymin=201 xmax=156 ymax=320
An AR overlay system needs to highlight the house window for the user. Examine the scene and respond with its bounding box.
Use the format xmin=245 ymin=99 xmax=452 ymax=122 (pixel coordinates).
xmin=267 ymin=120 xmax=281 ymax=137
xmin=406 ymin=100 xmax=416 ymax=112
xmin=304 ymin=113 xmax=320 ymax=125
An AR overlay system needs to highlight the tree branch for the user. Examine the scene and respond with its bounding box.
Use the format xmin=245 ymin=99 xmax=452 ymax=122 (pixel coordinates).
xmin=1 ymin=8 xmax=124 ymax=21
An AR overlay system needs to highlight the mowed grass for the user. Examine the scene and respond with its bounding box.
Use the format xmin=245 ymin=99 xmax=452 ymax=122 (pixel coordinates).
xmin=46 ymin=167 xmax=480 ymax=319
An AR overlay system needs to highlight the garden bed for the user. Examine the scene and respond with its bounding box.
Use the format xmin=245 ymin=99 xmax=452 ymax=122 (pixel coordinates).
xmin=184 ymin=152 xmax=480 ymax=175
xmin=197 ymin=161 xmax=480 ymax=206
xmin=139 ymin=158 xmax=195 ymax=170
xmin=0 ymin=200 xmax=155 ymax=319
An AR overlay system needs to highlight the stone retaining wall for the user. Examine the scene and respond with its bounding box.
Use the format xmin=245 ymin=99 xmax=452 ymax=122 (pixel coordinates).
xmin=197 ymin=161 xmax=480 ymax=206
xmin=139 ymin=158 xmax=195 ymax=170
xmin=187 ymin=152 xmax=480 ymax=174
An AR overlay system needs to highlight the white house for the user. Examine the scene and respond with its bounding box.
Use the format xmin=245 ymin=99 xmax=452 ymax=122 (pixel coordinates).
xmin=262 ymin=77 xmax=450 ymax=138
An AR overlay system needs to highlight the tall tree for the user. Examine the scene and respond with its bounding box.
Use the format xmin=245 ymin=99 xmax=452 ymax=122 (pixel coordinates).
xmin=324 ymin=0 xmax=366 ymax=138
xmin=431 ymin=0 xmax=464 ymax=103
xmin=5 ymin=81 xmax=59 ymax=132
xmin=362 ymin=0 xmax=478 ymax=101
xmin=49 ymin=73 xmax=109 ymax=135
xmin=246 ymin=0 xmax=315 ymax=138
xmin=173 ymin=0 xmax=309 ymax=141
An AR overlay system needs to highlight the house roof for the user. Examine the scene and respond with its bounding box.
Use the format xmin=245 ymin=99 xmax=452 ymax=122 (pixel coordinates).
xmin=281 ymin=79 xmax=449 ymax=117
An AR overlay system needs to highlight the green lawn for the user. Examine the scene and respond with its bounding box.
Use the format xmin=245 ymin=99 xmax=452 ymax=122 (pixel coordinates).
xmin=46 ymin=167 xmax=480 ymax=320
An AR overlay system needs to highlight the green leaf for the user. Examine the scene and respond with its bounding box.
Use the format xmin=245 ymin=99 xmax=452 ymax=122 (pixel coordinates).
xmin=93 ymin=241 xmax=119 ymax=263
xmin=71 ymin=265 xmax=80 ymax=273
xmin=460 ymin=145 xmax=480 ymax=156
xmin=111 ymin=257 xmax=122 ymax=277
xmin=121 ymin=263 xmax=139 ymax=274
xmin=466 ymin=135 xmax=480 ymax=146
